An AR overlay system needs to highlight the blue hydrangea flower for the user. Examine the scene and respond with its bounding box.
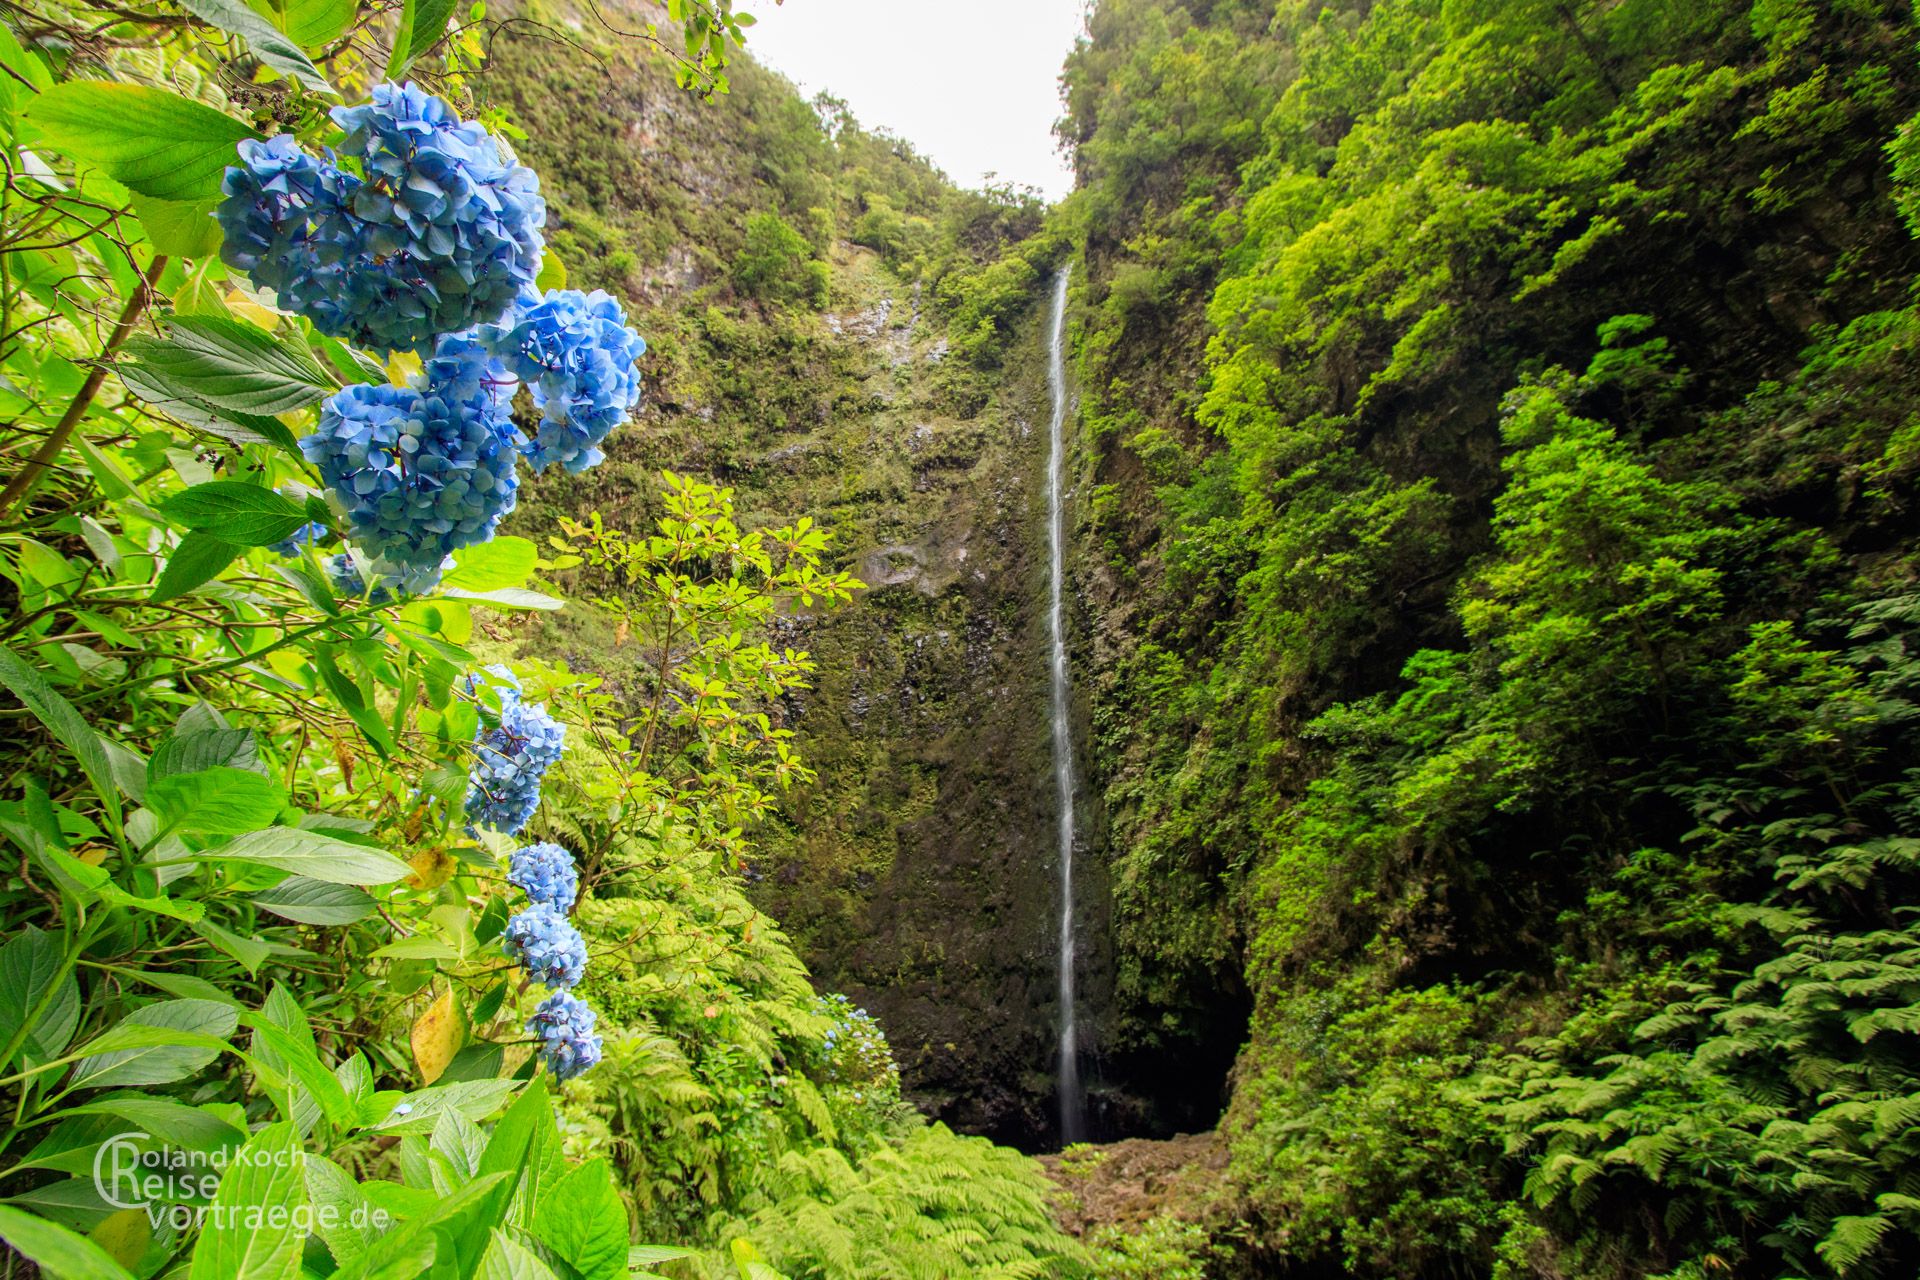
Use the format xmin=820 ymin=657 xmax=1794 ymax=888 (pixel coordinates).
xmin=269 ymin=521 xmax=328 ymax=558
xmin=216 ymin=135 xmax=349 ymax=306
xmin=325 ymin=549 xmax=452 ymax=602
xmin=326 ymin=84 xmax=546 ymax=351
xmin=480 ymin=287 xmax=645 ymax=473
xmin=216 ymin=85 xmax=545 ymax=354
xmin=503 ymin=904 xmax=586 ymax=989
xmin=527 ymin=990 xmax=602 ymax=1080
xmin=301 ymin=341 xmax=520 ymax=589
xmin=508 ymin=841 xmax=579 ymax=910
xmin=464 ymin=674 xmax=565 ymax=835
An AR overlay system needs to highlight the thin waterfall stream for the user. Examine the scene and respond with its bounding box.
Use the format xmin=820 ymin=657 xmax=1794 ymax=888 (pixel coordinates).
xmin=1044 ymin=265 xmax=1085 ymax=1144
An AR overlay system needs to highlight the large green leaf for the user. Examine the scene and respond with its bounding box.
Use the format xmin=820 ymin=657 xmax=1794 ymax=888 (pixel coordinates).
xmin=0 ymin=926 xmax=80 ymax=1069
xmin=250 ymin=876 xmax=375 ymax=925
xmin=533 ymin=1159 xmax=627 ymax=1280
xmin=0 ymin=646 xmax=122 ymax=831
xmin=174 ymin=0 xmax=335 ymax=94
xmin=66 ymin=1000 xmax=238 ymax=1090
xmin=247 ymin=0 xmax=355 ymax=50
xmin=117 ymin=362 xmax=303 ymax=456
xmin=56 ymin=1097 xmax=245 ymax=1153
xmin=201 ymin=827 xmax=411 ymax=885
xmin=149 ymin=727 xmax=260 ymax=780
xmin=187 ymin=1121 xmax=306 ymax=1280
xmin=121 ymin=314 xmax=334 ymax=415
xmin=441 ymin=587 xmax=565 ymax=612
xmin=158 ymin=481 xmax=309 ymax=547
xmin=442 ymin=537 xmax=538 ymax=592
xmin=149 ymin=766 xmax=286 ymax=836
xmin=131 ymin=195 xmax=223 ymax=258
xmin=151 ymin=531 xmax=243 ymax=602
xmin=22 ymin=83 xmax=256 ymax=201
xmin=0 ymin=1204 xmax=136 ymax=1280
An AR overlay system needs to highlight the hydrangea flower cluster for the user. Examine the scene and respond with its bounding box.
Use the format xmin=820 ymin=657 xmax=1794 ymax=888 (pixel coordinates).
xmin=217 ymin=84 xmax=545 ymax=354
xmin=464 ymin=669 xmax=565 ymax=835
xmin=497 ymin=830 xmax=600 ymax=1077
xmin=300 ymin=337 xmax=519 ymax=595
xmin=527 ymin=991 xmax=601 ymax=1081
xmin=507 ymin=840 xmax=579 ymax=910
xmin=481 ymin=287 xmax=647 ymax=473
xmin=502 ymin=903 xmax=587 ymax=988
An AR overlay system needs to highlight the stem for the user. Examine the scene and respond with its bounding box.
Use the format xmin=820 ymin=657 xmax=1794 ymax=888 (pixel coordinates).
xmin=73 ymin=601 xmax=395 ymax=706
xmin=0 ymin=254 xmax=166 ymax=522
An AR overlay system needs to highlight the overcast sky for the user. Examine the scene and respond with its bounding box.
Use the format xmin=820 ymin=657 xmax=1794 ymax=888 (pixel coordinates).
xmin=741 ymin=0 xmax=1086 ymax=201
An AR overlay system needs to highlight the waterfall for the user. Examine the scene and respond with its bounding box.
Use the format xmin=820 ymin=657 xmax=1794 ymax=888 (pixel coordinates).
xmin=1044 ymin=265 xmax=1085 ymax=1145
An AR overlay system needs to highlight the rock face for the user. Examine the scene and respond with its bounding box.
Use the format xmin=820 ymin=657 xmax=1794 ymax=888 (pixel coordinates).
xmin=490 ymin=22 xmax=1116 ymax=1147
xmin=751 ymin=256 xmax=1107 ymax=1147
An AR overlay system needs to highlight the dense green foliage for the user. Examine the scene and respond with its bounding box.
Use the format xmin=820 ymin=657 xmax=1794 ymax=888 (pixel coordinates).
xmin=1054 ymin=0 xmax=1920 ymax=1275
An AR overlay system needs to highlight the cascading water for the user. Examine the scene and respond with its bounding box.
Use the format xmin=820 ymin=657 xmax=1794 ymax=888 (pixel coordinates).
xmin=1043 ymin=265 xmax=1085 ymax=1145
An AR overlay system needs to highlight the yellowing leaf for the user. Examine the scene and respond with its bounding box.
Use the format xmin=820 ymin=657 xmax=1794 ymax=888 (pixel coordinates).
xmin=406 ymin=847 xmax=456 ymax=891
xmin=410 ymin=987 xmax=467 ymax=1085
xmin=224 ymin=289 xmax=281 ymax=329
xmin=386 ymin=349 xmax=422 ymax=386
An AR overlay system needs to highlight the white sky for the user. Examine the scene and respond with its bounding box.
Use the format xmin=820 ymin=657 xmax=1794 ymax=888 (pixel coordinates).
xmin=740 ymin=0 xmax=1087 ymax=201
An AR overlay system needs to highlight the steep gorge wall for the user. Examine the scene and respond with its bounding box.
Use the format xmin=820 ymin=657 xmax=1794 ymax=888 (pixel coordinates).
xmin=482 ymin=12 xmax=1105 ymax=1145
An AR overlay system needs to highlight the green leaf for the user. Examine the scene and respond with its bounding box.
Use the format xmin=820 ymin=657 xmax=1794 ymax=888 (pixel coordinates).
xmin=475 ymin=1230 xmax=560 ymax=1280
xmin=152 ymin=531 xmax=242 ymax=602
xmin=122 ymin=314 xmax=334 ymax=415
xmin=174 ymin=0 xmax=336 ymax=94
xmin=0 ymin=926 xmax=80 ymax=1069
xmin=199 ymin=826 xmax=412 ymax=884
xmin=57 ymin=1096 xmax=245 ymax=1153
xmin=149 ymin=765 xmax=286 ymax=835
xmin=441 ymin=587 xmax=565 ymax=611
xmin=22 ymin=83 xmax=256 ymax=201
xmin=188 ymin=1121 xmax=307 ymax=1280
xmin=132 ymin=195 xmax=223 ymax=258
xmin=117 ymin=362 xmax=303 ymax=455
xmin=0 ymin=646 xmax=122 ymax=832
xmin=96 ymin=883 xmax=205 ymax=923
xmin=534 ymin=1158 xmax=627 ymax=1280
xmin=0 ymin=1204 xmax=137 ymax=1280
xmin=247 ymin=0 xmax=355 ymax=49
xmin=360 ymin=1079 xmax=517 ymax=1134
xmin=66 ymin=1000 xmax=238 ymax=1090
xmin=192 ymin=917 xmax=272 ymax=975
xmin=303 ymin=1154 xmax=380 ymax=1271
xmin=476 ymin=1076 xmax=556 ymax=1239
xmin=534 ymin=251 xmax=566 ymax=292
xmin=250 ymin=876 xmax=375 ymax=925
xmin=247 ymin=1011 xmax=353 ymax=1129
xmin=387 ymin=0 xmax=459 ymax=79
xmin=443 ymin=537 xmax=538 ymax=591
xmin=125 ymin=970 xmax=243 ymax=1005
xmin=158 ymin=481 xmax=309 ymax=546
xmin=436 ymin=1041 xmax=504 ymax=1084
xmin=150 ymin=727 xmax=260 ymax=780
